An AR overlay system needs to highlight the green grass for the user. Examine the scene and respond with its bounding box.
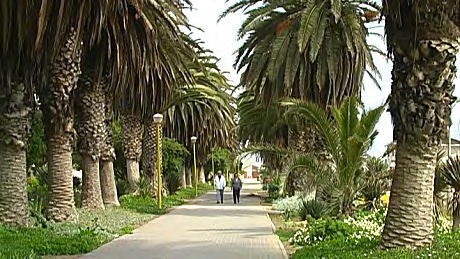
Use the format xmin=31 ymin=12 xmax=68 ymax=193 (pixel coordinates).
xmin=292 ymin=230 xmax=460 ymax=259
xmin=276 ymin=229 xmax=296 ymax=242
xmin=120 ymin=183 xmax=212 ymax=214
xmin=0 ymin=184 xmax=212 ymax=259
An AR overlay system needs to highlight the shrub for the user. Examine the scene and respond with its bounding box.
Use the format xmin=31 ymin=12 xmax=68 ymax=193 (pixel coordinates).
xmin=163 ymin=138 xmax=190 ymax=194
xmin=137 ymin=176 xmax=153 ymax=197
xmin=293 ymin=227 xmax=460 ymax=258
xmin=361 ymin=157 xmax=391 ymax=210
xmin=290 ymin=209 xmax=386 ymax=246
xmin=299 ymin=199 xmax=329 ymax=220
xmin=268 ymin=183 xmax=280 ymax=200
xmin=273 ymin=196 xmax=302 ymax=218
xmin=290 ymin=217 xmax=355 ymax=246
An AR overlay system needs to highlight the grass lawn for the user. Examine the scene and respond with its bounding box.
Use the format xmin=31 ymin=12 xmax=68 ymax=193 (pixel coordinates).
xmin=0 ymin=184 xmax=212 ymax=259
xmin=268 ymin=212 xmax=304 ymax=257
xmin=292 ymin=230 xmax=460 ymax=259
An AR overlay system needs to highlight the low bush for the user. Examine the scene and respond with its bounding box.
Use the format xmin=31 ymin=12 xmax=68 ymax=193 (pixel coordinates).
xmin=293 ymin=230 xmax=460 ymax=258
xmin=299 ymin=199 xmax=329 ymax=220
xmin=290 ymin=217 xmax=356 ymax=246
xmin=273 ymin=196 xmax=302 ymax=219
xmin=0 ymin=224 xmax=111 ymax=257
xmin=268 ymin=183 xmax=280 ymax=200
xmin=290 ymin=209 xmax=386 ymax=246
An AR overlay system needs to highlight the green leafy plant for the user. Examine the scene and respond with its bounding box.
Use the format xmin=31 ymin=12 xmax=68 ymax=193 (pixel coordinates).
xmin=273 ymin=196 xmax=302 ymax=219
xmin=360 ymin=157 xmax=391 ymax=210
xmin=163 ymin=138 xmax=190 ymax=194
xmin=283 ymin=97 xmax=385 ymax=215
xmin=438 ymin=155 xmax=460 ymax=229
xmin=300 ymin=199 xmax=329 ymax=220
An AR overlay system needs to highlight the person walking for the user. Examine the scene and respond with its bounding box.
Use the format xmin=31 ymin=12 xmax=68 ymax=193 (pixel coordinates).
xmin=231 ymin=173 xmax=243 ymax=204
xmin=214 ymin=170 xmax=226 ymax=204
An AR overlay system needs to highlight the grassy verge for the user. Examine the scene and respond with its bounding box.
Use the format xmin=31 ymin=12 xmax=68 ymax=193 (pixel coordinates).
xmin=292 ymin=230 xmax=460 ymax=259
xmin=0 ymin=184 xmax=212 ymax=259
xmin=269 ymin=212 xmax=304 ymax=257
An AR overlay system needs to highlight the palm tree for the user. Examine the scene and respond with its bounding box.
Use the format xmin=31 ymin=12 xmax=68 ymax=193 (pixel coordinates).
xmin=380 ymin=1 xmax=460 ymax=249
xmin=284 ymin=97 xmax=384 ymax=214
xmin=76 ymin=0 xmax=192 ymax=205
xmin=41 ymin=27 xmax=83 ymax=221
xmin=223 ymin=0 xmax=381 ymax=194
xmin=163 ymin=54 xmax=237 ymax=185
xmin=240 ymin=97 xmax=384 ymax=214
xmin=75 ymin=71 xmax=105 ymax=209
xmin=100 ymin=83 xmax=119 ymax=206
xmin=236 ymin=91 xmax=289 ymax=190
xmin=223 ymin=0 xmax=380 ymax=104
xmin=0 ymin=0 xmax=117 ymax=224
xmin=80 ymin=1 xmax=192 ymax=197
xmin=0 ymin=0 xmax=41 ymax=225
xmin=122 ymin=113 xmax=143 ymax=192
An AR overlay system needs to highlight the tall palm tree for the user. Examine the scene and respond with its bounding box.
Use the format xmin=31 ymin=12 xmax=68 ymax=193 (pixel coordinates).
xmin=223 ymin=0 xmax=381 ymax=194
xmin=0 ymin=0 xmax=115 ymax=224
xmin=100 ymin=81 xmax=119 ymax=206
xmin=380 ymin=0 xmax=460 ymax=249
xmin=41 ymin=27 xmax=82 ymax=221
xmin=122 ymin=113 xmax=143 ymax=192
xmin=0 ymin=0 xmax=41 ymax=226
xmin=75 ymin=70 xmax=105 ymax=209
xmin=76 ymin=0 xmax=192 ymax=205
xmin=222 ymin=0 xmax=380 ymax=106
xmin=236 ymin=91 xmax=288 ymax=186
xmin=163 ymin=54 xmax=237 ymax=184
xmin=240 ymin=97 xmax=384 ymax=214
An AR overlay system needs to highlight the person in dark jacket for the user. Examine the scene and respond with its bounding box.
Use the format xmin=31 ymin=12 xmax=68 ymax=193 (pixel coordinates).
xmin=231 ymin=173 xmax=243 ymax=204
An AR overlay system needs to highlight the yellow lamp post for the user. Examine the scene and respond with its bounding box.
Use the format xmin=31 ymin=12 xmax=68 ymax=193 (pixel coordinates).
xmin=191 ymin=136 xmax=197 ymax=197
xmin=153 ymin=114 xmax=163 ymax=209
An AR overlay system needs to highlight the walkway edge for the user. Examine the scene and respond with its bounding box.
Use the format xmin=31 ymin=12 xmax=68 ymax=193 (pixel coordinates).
xmin=266 ymin=212 xmax=289 ymax=259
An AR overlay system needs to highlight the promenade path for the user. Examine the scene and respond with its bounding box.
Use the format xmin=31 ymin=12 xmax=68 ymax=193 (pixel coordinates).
xmin=81 ymin=179 xmax=284 ymax=259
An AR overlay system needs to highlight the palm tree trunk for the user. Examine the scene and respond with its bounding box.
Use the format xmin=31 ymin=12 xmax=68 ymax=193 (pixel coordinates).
xmin=0 ymin=82 xmax=30 ymax=226
xmin=76 ymin=73 xmax=105 ymax=209
xmin=143 ymin=119 xmax=156 ymax=193
xmin=43 ymin=29 xmax=81 ymax=222
xmin=126 ymin=160 xmax=140 ymax=191
xmin=100 ymin=86 xmax=119 ymax=206
xmin=453 ymin=191 xmax=460 ymax=230
xmin=143 ymin=119 xmax=168 ymax=197
xmin=381 ymin=36 xmax=459 ymax=248
xmin=186 ymin=166 xmax=192 ymax=187
xmin=180 ymin=166 xmax=187 ymax=189
xmin=286 ymin=126 xmax=325 ymax=195
xmin=81 ymin=155 xmax=104 ymax=209
xmin=122 ymin=114 xmax=142 ymax=192
xmin=199 ymin=166 xmax=205 ymax=183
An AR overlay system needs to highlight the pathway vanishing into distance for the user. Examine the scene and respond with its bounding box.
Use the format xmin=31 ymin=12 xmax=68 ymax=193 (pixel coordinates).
xmin=81 ymin=179 xmax=285 ymax=259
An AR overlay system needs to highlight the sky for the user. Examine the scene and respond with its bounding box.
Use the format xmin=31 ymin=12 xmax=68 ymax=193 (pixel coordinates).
xmin=185 ymin=0 xmax=460 ymax=157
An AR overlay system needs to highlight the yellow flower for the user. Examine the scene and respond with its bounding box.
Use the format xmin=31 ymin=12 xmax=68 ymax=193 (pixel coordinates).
xmin=380 ymin=192 xmax=390 ymax=206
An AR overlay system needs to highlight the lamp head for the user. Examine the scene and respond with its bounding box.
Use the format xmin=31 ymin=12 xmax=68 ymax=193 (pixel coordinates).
xmin=191 ymin=136 xmax=197 ymax=143
xmin=153 ymin=114 xmax=163 ymax=124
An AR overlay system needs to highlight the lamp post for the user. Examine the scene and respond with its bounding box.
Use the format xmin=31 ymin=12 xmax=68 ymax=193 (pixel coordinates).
xmin=153 ymin=114 xmax=163 ymax=209
xmin=191 ymin=136 xmax=197 ymax=197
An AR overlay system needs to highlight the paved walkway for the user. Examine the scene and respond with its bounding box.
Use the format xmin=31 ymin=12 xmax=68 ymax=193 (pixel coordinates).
xmin=81 ymin=179 xmax=284 ymax=259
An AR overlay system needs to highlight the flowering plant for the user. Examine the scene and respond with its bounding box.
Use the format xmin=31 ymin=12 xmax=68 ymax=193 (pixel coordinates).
xmin=289 ymin=209 xmax=387 ymax=246
xmin=272 ymin=196 xmax=302 ymax=218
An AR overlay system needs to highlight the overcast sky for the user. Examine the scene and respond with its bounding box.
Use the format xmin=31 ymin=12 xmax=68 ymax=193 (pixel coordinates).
xmin=186 ymin=0 xmax=460 ymax=157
